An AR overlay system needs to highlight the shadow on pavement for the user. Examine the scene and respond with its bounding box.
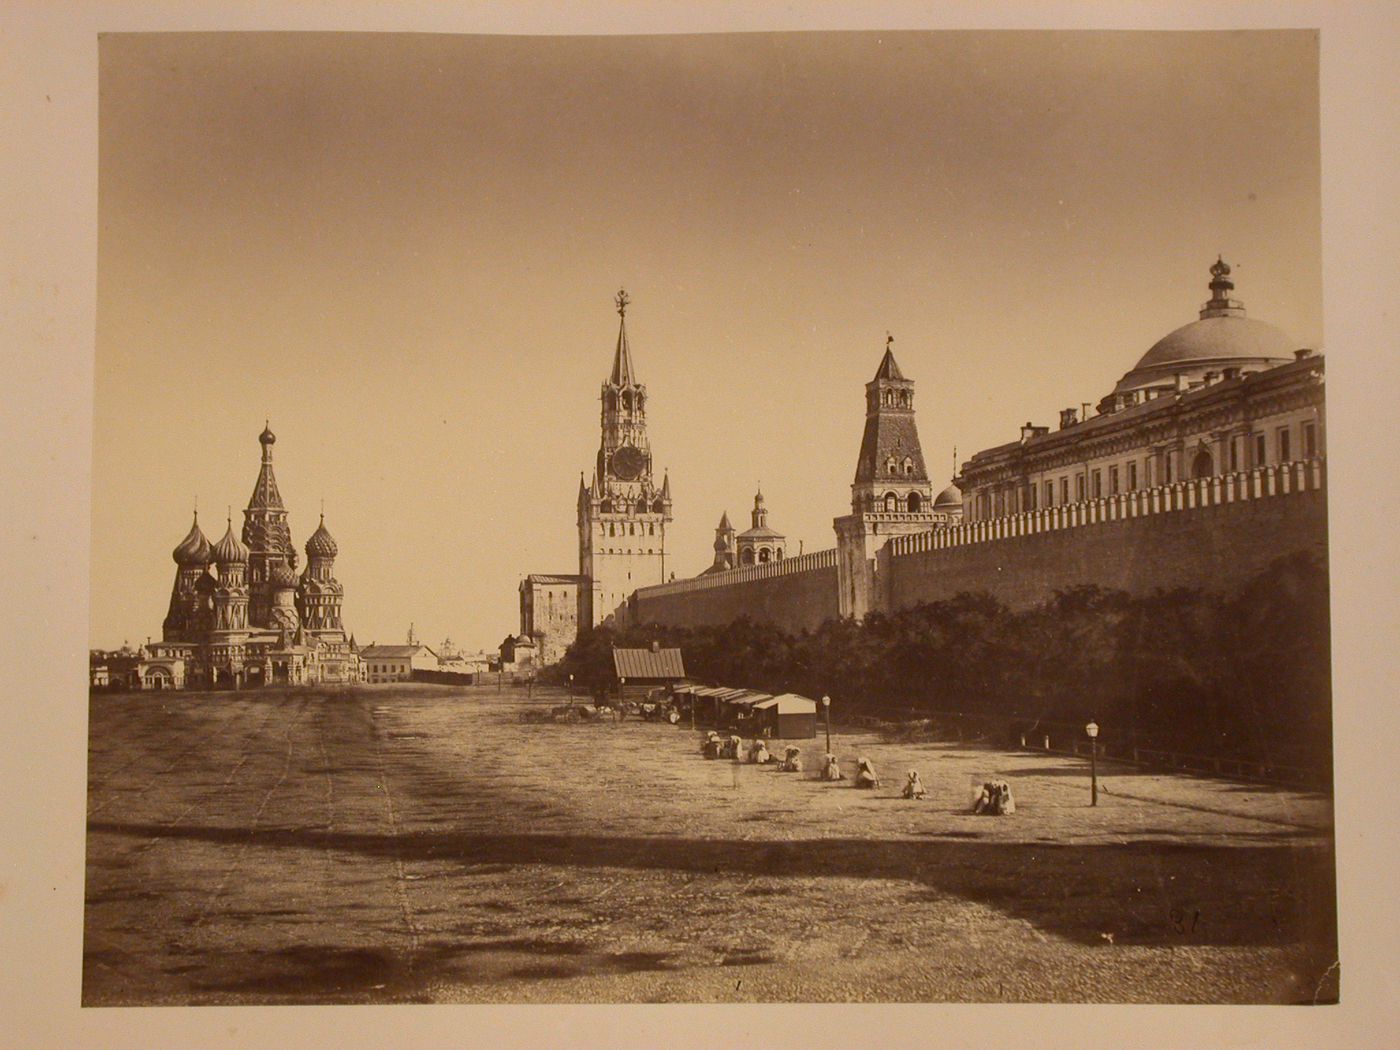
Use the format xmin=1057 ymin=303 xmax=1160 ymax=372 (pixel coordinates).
xmin=88 ymin=819 xmax=1336 ymax=953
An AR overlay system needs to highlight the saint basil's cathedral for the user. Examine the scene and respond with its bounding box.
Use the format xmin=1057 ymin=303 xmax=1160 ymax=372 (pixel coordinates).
xmin=130 ymin=425 xmax=360 ymax=690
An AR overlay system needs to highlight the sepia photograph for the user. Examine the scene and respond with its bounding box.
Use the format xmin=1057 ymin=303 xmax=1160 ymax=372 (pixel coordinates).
xmin=77 ymin=25 xmax=1345 ymax=1010
xmin=7 ymin=3 xmax=1397 ymax=1042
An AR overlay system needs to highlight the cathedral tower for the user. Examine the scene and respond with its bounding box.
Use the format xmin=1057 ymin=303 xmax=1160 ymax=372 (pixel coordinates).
xmin=210 ymin=516 xmax=251 ymax=685
xmin=242 ymin=423 xmax=296 ymax=628
xmin=297 ymin=513 xmax=346 ymax=639
xmin=163 ymin=509 xmax=211 ymax=641
xmin=577 ymin=290 xmax=673 ymax=626
xmin=834 ymin=336 xmax=941 ymax=619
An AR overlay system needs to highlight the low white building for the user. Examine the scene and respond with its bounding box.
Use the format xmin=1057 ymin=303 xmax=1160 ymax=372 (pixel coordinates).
xmin=358 ymin=643 xmax=438 ymax=684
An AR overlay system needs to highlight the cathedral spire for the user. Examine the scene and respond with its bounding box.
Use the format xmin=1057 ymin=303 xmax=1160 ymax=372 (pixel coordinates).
xmin=609 ymin=288 xmax=636 ymax=386
xmin=248 ymin=422 xmax=285 ymax=510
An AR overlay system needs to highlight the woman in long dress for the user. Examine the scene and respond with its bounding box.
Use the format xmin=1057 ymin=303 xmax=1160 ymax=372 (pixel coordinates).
xmin=822 ymin=754 xmax=844 ymax=781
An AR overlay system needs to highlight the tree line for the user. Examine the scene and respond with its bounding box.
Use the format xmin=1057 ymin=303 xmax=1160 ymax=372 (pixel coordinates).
xmin=551 ymin=552 xmax=1331 ymax=771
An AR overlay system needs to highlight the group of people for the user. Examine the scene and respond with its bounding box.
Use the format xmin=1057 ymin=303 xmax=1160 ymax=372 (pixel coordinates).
xmin=698 ymin=731 xmax=1017 ymax=814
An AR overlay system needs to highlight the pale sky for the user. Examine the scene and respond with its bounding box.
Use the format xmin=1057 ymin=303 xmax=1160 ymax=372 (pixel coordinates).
xmin=93 ymin=30 xmax=1321 ymax=651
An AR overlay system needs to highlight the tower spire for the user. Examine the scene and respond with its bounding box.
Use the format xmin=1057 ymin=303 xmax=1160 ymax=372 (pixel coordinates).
xmin=610 ymin=288 xmax=636 ymax=386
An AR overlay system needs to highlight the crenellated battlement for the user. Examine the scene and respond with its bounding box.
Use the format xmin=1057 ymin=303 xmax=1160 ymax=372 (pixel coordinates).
xmin=633 ymin=546 xmax=838 ymax=601
xmin=886 ymin=458 xmax=1326 ymax=559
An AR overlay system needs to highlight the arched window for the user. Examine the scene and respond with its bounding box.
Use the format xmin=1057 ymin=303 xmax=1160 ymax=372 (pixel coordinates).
xmin=621 ymin=391 xmax=632 ymax=411
xmin=758 ymin=548 xmax=771 ymax=563
xmin=884 ymin=492 xmax=899 ymax=512
xmin=908 ymin=491 xmax=923 ymax=512
xmin=903 ymin=457 xmax=915 ymax=475
xmin=636 ymin=497 xmax=648 ymax=514
xmin=776 ymin=549 xmax=784 ymax=560
xmin=608 ymin=523 xmax=616 ymax=537
xmin=740 ymin=549 xmax=755 ymax=565
xmin=886 ymin=456 xmax=898 ymax=474
xmin=652 ymin=499 xmax=664 ymax=514
xmin=900 ymin=390 xmax=911 ymax=407
xmin=1192 ymin=449 xmax=1214 ymax=479
xmin=601 ymin=498 xmax=613 ymax=513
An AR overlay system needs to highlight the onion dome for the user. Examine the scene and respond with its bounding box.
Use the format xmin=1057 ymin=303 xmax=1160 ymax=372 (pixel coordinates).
xmin=211 ymin=519 xmax=249 ymax=565
xmin=933 ymin=483 xmax=963 ymax=509
xmin=269 ymin=563 xmax=299 ymax=589
xmin=259 ymin=422 xmax=276 ymax=446
xmin=305 ymin=515 xmax=338 ymax=559
xmin=172 ymin=512 xmax=212 ymax=566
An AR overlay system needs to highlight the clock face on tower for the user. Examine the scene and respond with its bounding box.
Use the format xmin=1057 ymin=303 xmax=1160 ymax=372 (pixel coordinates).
xmin=611 ymin=444 xmax=646 ymax=481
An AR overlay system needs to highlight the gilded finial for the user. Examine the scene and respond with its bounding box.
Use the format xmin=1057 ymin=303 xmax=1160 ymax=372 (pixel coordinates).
xmin=886 ymin=331 xmax=893 ymax=349
xmin=615 ymin=288 xmax=630 ymax=317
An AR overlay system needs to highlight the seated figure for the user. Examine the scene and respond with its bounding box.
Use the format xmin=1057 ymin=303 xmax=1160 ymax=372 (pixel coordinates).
xmin=780 ymin=746 xmax=802 ymax=772
xmin=702 ymin=731 xmax=723 ymax=759
xmin=748 ymin=739 xmax=772 ymax=764
xmin=854 ymin=757 xmax=880 ymax=789
xmin=726 ymin=735 xmax=744 ymax=760
xmin=902 ymin=770 xmax=926 ymax=799
xmin=972 ymin=779 xmax=1016 ymax=815
xmin=822 ymin=754 xmax=844 ymax=781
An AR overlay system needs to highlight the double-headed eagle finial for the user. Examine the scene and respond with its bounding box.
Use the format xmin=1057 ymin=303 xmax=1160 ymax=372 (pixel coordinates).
xmin=615 ymin=288 xmax=630 ymax=317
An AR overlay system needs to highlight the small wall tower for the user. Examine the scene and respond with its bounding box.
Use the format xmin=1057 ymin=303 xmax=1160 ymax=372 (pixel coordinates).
xmin=834 ymin=336 xmax=941 ymax=619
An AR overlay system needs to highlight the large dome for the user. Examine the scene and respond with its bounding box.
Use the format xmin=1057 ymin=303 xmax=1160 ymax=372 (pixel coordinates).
xmin=172 ymin=513 xmax=212 ymax=566
xmin=933 ymin=483 xmax=963 ymax=508
xmin=1108 ymin=258 xmax=1297 ymax=402
xmin=211 ymin=522 xmax=249 ymax=565
xmin=305 ymin=517 xmax=338 ymax=559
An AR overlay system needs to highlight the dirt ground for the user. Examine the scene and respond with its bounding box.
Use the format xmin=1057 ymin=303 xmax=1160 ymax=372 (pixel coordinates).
xmin=82 ymin=683 xmax=1338 ymax=1005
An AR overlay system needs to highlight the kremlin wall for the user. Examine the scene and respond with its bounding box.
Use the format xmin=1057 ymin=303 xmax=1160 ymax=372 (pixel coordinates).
xmin=608 ymin=259 xmax=1328 ymax=642
xmin=629 ymin=459 xmax=1327 ymax=631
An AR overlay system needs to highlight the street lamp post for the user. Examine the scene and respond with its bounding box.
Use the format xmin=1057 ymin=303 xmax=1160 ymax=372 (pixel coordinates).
xmin=1085 ymin=721 xmax=1099 ymax=806
xmin=568 ymin=673 xmax=574 ymax=710
xmin=619 ymin=676 xmax=626 ymax=712
xmin=822 ymin=695 xmax=832 ymax=755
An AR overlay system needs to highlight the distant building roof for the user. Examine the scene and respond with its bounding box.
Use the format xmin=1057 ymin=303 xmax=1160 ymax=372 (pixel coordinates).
xmin=753 ymin=693 xmax=818 ymax=714
xmin=612 ymin=647 xmax=686 ymax=680
xmin=359 ymin=644 xmax=436 ymax=659
xmin=523 ymin=574 xmax=586 ymax=586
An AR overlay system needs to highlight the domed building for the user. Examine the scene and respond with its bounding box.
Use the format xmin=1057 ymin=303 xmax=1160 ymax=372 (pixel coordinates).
xmin=957 ymin=259 xmax=1325 ymax=523
xmin=141 ymin=425 xmax=361 ymax=689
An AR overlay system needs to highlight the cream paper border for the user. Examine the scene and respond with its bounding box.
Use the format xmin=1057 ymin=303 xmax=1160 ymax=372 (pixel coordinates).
xmin=2 ymin=2 xmax=1396 ymax=1047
